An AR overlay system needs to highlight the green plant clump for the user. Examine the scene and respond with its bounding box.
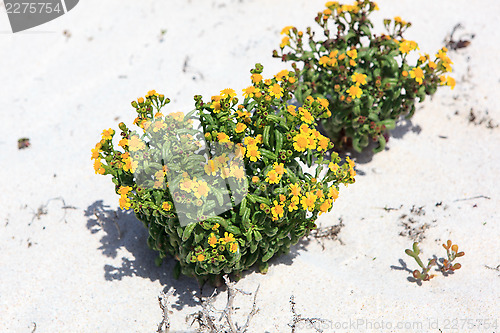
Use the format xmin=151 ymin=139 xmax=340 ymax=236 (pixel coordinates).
xmin=274 ymin=0 xmax=455 ymax=152
xmin=91 ymin=64 xmax=355 ymax=284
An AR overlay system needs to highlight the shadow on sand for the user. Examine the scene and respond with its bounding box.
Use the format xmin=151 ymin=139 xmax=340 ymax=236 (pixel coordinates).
xmin=84 ymin=200 xmax=311 ymax=309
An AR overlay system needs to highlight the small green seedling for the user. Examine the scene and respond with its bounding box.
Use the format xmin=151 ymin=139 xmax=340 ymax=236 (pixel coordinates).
xmin=405 ymin=242 xmax=436 ymax=281
xmin=405 ymin=240 xmax=464 ymax=282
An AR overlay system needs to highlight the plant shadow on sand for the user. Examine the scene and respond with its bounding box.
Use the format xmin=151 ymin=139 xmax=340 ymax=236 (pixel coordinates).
xmin=318 ymin=117 xmax=422 ymax=168
xmin=84 ymin=200 xmax=311 ymax=308
xmin=85 ymin=200 xmax=202 ymax=310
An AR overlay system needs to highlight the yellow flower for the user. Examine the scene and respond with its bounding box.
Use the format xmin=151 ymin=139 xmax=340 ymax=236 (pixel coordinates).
xmin=229 ymin=242 xmax=239 ymax=253
xmin=118 ymin=186 xmax=132 ymax=195
xmin=195 ymin=181 xmax=210 ymax=198
xmin=300 ymin=109 xmax=314 ymax=124
xmin=251 ymin=73 xmax=263 ymax=83
xmin=293 ymin=133 xmax=309 ymax=152
xmin=93 ymin=159 xmax=105 ymax=175
xmin=394 ymin=16 xmax=407 ymax=25
xmin=319 ymin=199 xmax=333 ymax=214
xmin=229 ymin=165 xmax=245 ymax=180
xmin=280 ymin=36 xmax=290 ymax=48
xmin=317 ymin=136 xmax=330 ymax=151
xmin=162 ymin=202 xmax=172 ymax=211
xmin=328 ymin=162 xmax=339 ymax=172
xmin=329 ymin=186 xmax=339 ymax=201
xmin=197 ymin=254 xmax=205 ymax=262
xmin=217 ymin=132 xmax=230 ymax=143
xmin=288 ymin=200 xmax=299 ymax=212
xmin=281 ymin=26 xmax=294 ymax=35
xmin=317 ymin=97 xmax=329 ymax=109
xmin=204 ymin=160 xmax=218 ymax=176
xmin=301 ymin=192 xmax=317 ymax=211
xmin=409 ymin=67 xmax=424 ymax=84
xmin=347 ymin=85 xmax=363 ymax=99
xmin=287 ymin=105 xmax=297 ymax=116
xmin=208 ymin=233 xmax=218 ymax=247
xmin=275 ymin=69 xmax=289 ymax=81
xmin=268 ymin=83 xmax=283 ymax=98
xmin=101 ymin=128 xmax=114 ymax=140
xmin=399 ymin=40 xmax=416 ymax=54
xmin=242 ymin=86 xmax=256 ymax=98
xmin=271 ymin=200 xmax=284 ymax=220
xmin=244 ymin=136 xmax=258 ymax=146
xmin=346 ymin=49 xmax=357 ymax=59
xmin=91 ymin=146 xmax=100 ymax=160
xmin=402 ymin=70 xmax=408 ymax=77
xmin=289 ymin=183 xmax=301 ymax=197
xmin=119 ymin=194 xmax=131 ymax=210
xmin=446 ymin=76 xmax=456 ymax=90
xmin=274 ymin=162 xmax=285 ymax=175
xmin=252 ymin=176 xmax=259 ymax=183
xmin=118 ymin=138 xmax=128 ymax=148
xmin=129 ymin=135 xmax=146 ymax=152
xmin=265 ymin=169 xmax=281 ymax=184
xmin=235 ymin=123 xmax=247 ymax=134
xmin=222 ymin=232 xmax=236 ymax=243
xmin=351 ymin=72 xmax=367 ymax=85
xmin=220 ymin=88 xmax=236 ymax=98
xmin=319 ymin=56 xmax=331 ymax=67
xmin=212 ymin=223 xmax=220 ymax=231
xmin=210 ymin=101 xmax=222 ymax=113
xmin=137 ymin=97 xmax=144 ymax=104
xmin=246 ymin=145 xmax=261 ymax=162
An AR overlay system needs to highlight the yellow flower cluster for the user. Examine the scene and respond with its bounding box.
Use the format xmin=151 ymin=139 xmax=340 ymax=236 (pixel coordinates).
xmin=118 ymin=186 xmax=132 ymax=210
xmin=243 ymin=135 xmax=263 ymax=162
xmin=178 ymin=173 xmax=210 ymax=199
xmin=202 ymin=231 xmax=239 ymax=263
xmin=91 ymin=141 xmax=105 ymax=174
xmin=265 ymin=162 xmax=286 ymax=184
xmin=399 ymin=39 xmax=418 ymax=54
xmin=292 ymin=123 xmax=330 ymax=152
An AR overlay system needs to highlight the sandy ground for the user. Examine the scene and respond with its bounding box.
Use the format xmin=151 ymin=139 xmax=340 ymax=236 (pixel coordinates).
xmin=1 ymin=0 xmax=499 ymax=332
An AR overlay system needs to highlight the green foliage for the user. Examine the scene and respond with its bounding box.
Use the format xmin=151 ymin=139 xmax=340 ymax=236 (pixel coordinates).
xmin=92 ymin=64 xmax=355 ymax=284
xmin=274 ymin=0 xmax=455 ymax=152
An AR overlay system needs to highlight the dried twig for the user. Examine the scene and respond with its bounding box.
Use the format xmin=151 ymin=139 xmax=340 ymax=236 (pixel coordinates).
xmin=453 ymin=195 xmax=491 ymax=202
xmin=157 ymin=289 xmax=175 ymax=333
xmin=485 ymin=264 xmax=500 ymax=277
xmin=288 ymin=295 xmax=331 ymax=332
xmin=29 ymin=197 xmax=77 ymax=225
xmin=189 ymin=275 xmax=259 ymax=332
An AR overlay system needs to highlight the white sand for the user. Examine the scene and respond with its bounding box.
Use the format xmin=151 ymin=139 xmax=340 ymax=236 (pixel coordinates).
xmin=1 ymin=0 xmax=499 ymax=332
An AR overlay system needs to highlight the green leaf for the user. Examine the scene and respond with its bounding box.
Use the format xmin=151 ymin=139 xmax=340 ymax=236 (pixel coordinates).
xmin=182 ymin=222 xmax=197 ymax=241
xmin=253 ymin=230 xmax=263 ymax=241
xmin=275 ymin=129 xmax=283 ymax=152
xmin=380 ymin=119 xmax=396 ymax=130
xmin=260 ymin=148 xmax=277 ymax=161
xmin=263 ymin=126 xmax=271 ymax=147
xmin=262 ymin=248 xmax=275 ymax=262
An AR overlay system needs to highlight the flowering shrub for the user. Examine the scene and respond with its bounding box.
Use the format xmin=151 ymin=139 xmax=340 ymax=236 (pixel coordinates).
xmin=91 ymin=64 xmax=355 ymax=284
xmin=274 ymin=0 xmax=455 ymax=152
